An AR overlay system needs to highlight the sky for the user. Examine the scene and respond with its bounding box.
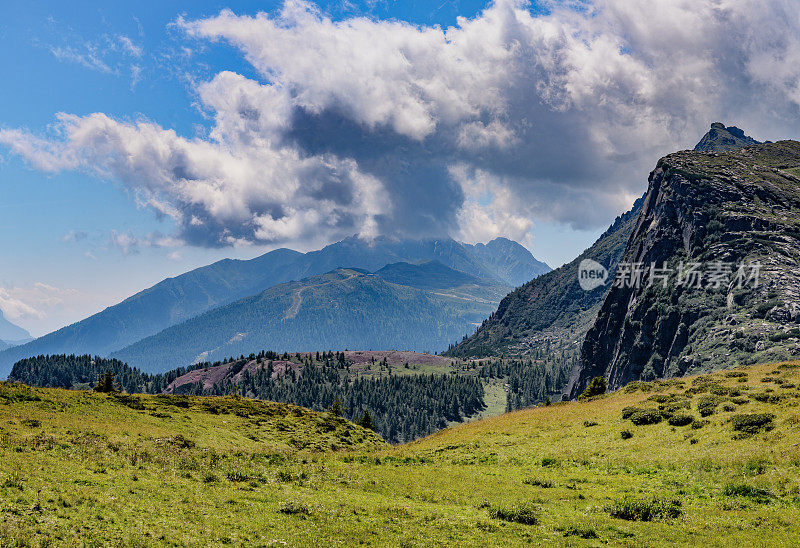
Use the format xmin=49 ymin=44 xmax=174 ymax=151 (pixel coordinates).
xmin=1 ymin=0 xmax=800 ymax=336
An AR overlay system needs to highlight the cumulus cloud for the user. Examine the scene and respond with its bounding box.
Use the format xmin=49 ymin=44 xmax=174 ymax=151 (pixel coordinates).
xmin=5 ymin=0 xmax=800 ymax=249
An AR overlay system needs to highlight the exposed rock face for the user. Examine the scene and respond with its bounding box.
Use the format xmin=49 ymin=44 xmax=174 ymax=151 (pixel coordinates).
xmin=566 ymin=140 xmax=800 ymax=398
xmin=694 ymin=122 xmax=761 ymax=152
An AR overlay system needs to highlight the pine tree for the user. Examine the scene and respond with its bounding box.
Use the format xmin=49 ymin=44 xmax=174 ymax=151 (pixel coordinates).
xmin=356 ymin=410 xmax=374 ymax=430
xmin=328 ymin=398 xmax=344 ymax=417
xmin=94 ymin=370 xmax=118 ymax=393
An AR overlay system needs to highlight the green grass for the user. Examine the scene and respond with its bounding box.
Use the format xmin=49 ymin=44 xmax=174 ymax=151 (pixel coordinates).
xmin=3 ymin=362 xmax=800 ymax=545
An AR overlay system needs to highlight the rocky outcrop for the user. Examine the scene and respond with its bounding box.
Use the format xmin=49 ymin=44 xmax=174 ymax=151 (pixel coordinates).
xmin=694 ymin=122 xmax=761 ymax=152
xmin=566 ymin=140 xmax=800 ymax=398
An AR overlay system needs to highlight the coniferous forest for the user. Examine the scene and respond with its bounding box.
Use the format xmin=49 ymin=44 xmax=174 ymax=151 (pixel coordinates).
xmin=9 ymin=351 xmax=573 ymax=443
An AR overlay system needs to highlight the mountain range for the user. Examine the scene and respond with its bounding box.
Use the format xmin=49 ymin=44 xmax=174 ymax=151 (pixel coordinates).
xmin=0 ymin=236 xmax=549 ymax=377
xmin=111 ymin=263 xmax=510 ymax=373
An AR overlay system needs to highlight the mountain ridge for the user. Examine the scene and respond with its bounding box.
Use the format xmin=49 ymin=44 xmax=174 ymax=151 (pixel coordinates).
xmin=110 ymin=265 xmax=511 ymax=373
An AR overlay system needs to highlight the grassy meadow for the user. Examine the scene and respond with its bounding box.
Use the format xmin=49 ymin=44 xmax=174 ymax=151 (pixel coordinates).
xmin=2 ymin=362 xmax=800 ymax=546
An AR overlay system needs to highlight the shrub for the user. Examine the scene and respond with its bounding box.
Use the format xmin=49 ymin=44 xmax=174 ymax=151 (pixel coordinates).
xmin=541 ymin=457 xmax=559 ymax=467
xmin=722 ymin=484 xmax=773 ymax=503
xmin=488 ymin=503 xmax=539 ymax=525
xmin=583 ymin=420 xmax=598 ymax=427
xmin=621 ymin=406 xmax=640 ymax=420
xmin=725 ymin=371 xmax=748 ymax=378
xmin=523 ymin=478 xmax=553 ymax=488
xmin=721 ymin=403 xmax=736 ymax=412
xmin=226 ymin=471 xmax=249 ymax=482
xmin=630 ymin=409 xmax=664 ymax=425
xmin=202 ymin=472 xmax=219 ymax=483
xmin=20 ymin=419 xmax=41 ymax=428
xmin=608 ymin=497 xmax=682 ymax=521
xmin=560 ymin=524 xmax=598 ymax=539
xmin=691 ymin=419 xmax=709 ymax=430
xmin=668 ymin=414 xmax=694 ymax=427
xmin=621 ymin=430 xmax=633 ymax=440
xmin=278 ymin=501 xmax=311 ymax=516
xmin=730 ymin=413 xmax=775 ymax=437
xmin=750 ymin=392 xmax=783 ymax=404
xmin=697 ymin=395 xmax=725 ymax=417
xmin=662 ymin=401 xmax=690 ymax=414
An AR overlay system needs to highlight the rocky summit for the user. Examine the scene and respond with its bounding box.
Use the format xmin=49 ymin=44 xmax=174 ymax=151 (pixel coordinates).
xmin=694 ymin=122 xmax=761 ymax=152
xmin=567 ymin=140 xmax=800 ymax=398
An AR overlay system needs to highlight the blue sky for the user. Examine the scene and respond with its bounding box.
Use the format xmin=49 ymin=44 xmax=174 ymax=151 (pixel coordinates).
xmin=2 ymin=0 xmax=798 ymax=335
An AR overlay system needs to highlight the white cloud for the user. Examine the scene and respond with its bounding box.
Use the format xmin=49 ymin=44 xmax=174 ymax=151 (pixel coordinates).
xmin=108 ymin=230 xmax=183 ymax=255
xmin=117 ymin=34 xmax=143 ymax=58
xmin=0 ymin=283 xmax=116 ymax=336
xmin=0 ymin=283 xmax=77 ymax=322
xmin=6 ymin=0 xmax=800 ymax=250
xmin=49 ymin=45 xmax=112 ymax=73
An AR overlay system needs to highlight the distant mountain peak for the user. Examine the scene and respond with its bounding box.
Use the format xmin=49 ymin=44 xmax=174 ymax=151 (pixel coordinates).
xmin=0 ymin=309 xmax=31 ymax=343
xmin=694 ymin=122 xmax=760 ymax=152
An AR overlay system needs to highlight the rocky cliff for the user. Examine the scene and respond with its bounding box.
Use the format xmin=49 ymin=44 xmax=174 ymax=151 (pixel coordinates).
xmin=566 ymin=140 xmax=800 ymax=398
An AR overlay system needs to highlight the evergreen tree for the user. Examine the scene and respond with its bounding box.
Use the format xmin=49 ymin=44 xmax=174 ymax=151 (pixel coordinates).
xmin=356 ymin=410 xmax=374 ymax=430
xmin=94 ymin=370 xmax=118 ymax=393
xmin=329 ymin=398 xmax=344 ymax=417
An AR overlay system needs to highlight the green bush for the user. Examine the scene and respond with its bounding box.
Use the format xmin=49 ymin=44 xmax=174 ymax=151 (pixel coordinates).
xmin=621 ymin=406 xmax=640 ymax=420
xmin=725 ymin=371 xmax=748 ymax=378
xmin=730 ymin=413 xmax=775 ymax=437
xmin=608 ymin=497 xmax=682 ymax=521
xmin=630 ymin=409 xmax=664 ymax=425
xmin=722 ymin=484 xmax=773 ymax=503
xmin=697 ymin=395 xmax=725 ymax=417
xmin=278 ymin=500 xmax=311 ymax=516
xmin=560 ymin=524 xmax=598 ymax=539
xmin=488 ymin=503 xmax=539 ymax=525
xmin=668 ymin=414 xmax=694 ymax=427
xmin=523 ymin=478 xmax=553 ymax=488
xmin=621 ymin=430 xmax=633 ymax=440
xmin=750 ymin=392 xmax=783 ymax=404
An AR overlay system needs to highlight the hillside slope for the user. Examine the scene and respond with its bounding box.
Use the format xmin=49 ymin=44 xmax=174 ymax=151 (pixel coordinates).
xmin=568 ymin=140 xmax=800 ymax=397
xmin=0 ymin=236 xmax=547 ymax=377
xmin=3 ymin=361 xmax=800 ymax=545
xmin=111 ymin=268 xmax=508 ymax=373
